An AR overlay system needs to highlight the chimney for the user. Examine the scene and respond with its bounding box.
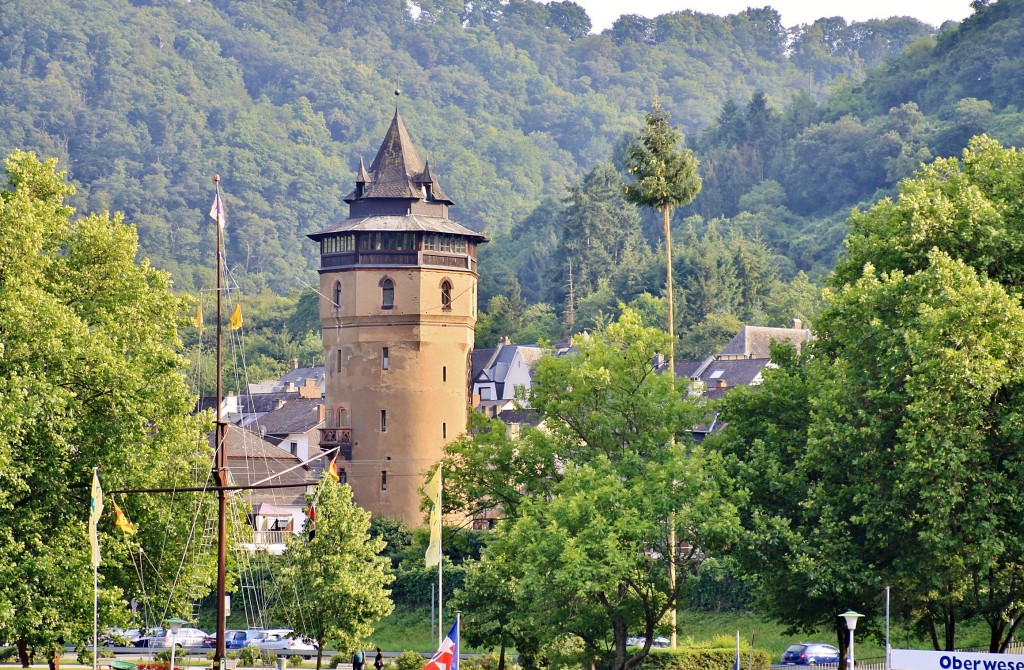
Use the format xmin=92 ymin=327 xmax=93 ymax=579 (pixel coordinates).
xmin=276 ymin=398 xmax=286 ymax=409
xmin=299 ymin=378 xmax=320 ymax=399
xmin=291 ymin=358 xmax=299 ymax=370
xmin=716 ymin=379 xmax=728 ymax=389
xmin=792 ymin=318 xmax=803 ymax=330
xmin=316 ymin=404 xmax=326 ymax=422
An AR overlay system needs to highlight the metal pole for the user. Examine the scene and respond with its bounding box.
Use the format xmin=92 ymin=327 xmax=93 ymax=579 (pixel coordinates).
xmin=885 ymin=587 xmax=891 ymax=670
xmin=848 ymin=626 xmax=855 ymax=670
xmin=437 ymin=465 xmax=443 ymax=649
xmin=171 ymin=630 xmax=178 ymax=670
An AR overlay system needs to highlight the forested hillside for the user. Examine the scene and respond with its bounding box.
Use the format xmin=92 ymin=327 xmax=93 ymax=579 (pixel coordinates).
xmin=3 ymin=0 xmax=1023 ymax=365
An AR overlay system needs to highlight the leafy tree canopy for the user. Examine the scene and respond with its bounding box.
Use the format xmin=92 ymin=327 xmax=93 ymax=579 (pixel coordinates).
xmin=0 ymin=150 xmax=215 ymax=661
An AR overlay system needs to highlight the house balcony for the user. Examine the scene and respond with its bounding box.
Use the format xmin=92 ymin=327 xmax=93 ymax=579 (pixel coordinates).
xmin=318 ymin=426 xmax=353 ymax=460
xmin=252 ymin=530 xmax=287 ymax=546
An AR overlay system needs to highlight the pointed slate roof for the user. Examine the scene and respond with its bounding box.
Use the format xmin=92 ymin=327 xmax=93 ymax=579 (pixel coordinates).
xmin=344 ymin=109 xmax=453 ymax=204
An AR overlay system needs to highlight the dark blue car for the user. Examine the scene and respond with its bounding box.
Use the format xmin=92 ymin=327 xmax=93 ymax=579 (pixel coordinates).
xmin=223 ymin=630 xmax=262 ymax=649
xmin=781 ymin=643 xmax=841 ymax=665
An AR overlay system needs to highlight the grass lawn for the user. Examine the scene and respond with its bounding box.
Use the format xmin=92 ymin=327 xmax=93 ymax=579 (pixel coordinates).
xmin=370 ymin=607 xmax=1000 ymax=660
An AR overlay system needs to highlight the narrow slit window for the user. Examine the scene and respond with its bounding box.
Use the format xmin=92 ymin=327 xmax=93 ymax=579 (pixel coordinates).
xmin=380 ymin=409 xmax=387 ymax=433
xmin=339 ymin=468 xmax=347 ymax=485
xmin=382 ymin=347 xmax=389 ymax=371
xmin=441 ymin=280 xmax=452 ymax=310
xmin=333 ymin=281 xmax=342 ymax=309
xmin=381 ymin=470 xmax=388 ymax=491
xmin=442 ymin=366 xmax=447 ymax=382
xmin=442 ymin=422 xmax=447 ymax=439
xmin=381 ymin=277 xmax=395 ymax=309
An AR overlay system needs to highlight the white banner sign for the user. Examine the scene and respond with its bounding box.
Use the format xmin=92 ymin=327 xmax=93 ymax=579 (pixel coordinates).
xmin=892 ymin=649 xmax=1024 ymax=670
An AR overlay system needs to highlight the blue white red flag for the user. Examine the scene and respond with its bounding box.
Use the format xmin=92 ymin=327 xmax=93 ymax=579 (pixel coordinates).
xmin=422 ymin=621 xmax=458 ymax=670
xmin=209 ymin=192 xmax=226 ymax=228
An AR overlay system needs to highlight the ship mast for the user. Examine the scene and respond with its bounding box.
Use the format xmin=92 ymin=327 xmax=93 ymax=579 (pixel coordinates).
xmin=213 ymin=174 xmax=228 ymax=668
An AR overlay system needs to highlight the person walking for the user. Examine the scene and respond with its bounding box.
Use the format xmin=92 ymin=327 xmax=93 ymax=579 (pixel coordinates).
xmin=374 ymin=647 xmax=383 ymax=670
xmin=352 ymin=649 xmax=364 ymax=670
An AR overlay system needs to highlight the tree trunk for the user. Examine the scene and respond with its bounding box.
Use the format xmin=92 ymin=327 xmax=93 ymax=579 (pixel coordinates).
xmin=927 ymin=618 xmax=938 ymax=650
xmin=17 ymin=638 xmax=30 ymax=668
xmin=315 ymin=639 xmax=324 ymax=670
xmin=836 ymin=617 xmax=849 ymax=670
xmin=498 ymin=643 xmax=506 ymax=670
xmin=47 ymin=645 xmax=61 ymax=670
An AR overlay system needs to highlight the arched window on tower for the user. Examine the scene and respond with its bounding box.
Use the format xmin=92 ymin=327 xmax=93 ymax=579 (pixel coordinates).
xmin=333 ymin=281 xmax=342 ymax=309
xmin=441 ymin=280 xmax=452 ymax=310
xmin=381 ymin=277 xmax=395 ymax=309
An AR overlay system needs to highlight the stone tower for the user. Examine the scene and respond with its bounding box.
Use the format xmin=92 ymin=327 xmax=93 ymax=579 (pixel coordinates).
xmin=308 ymin=110 xmax=487 ymax=525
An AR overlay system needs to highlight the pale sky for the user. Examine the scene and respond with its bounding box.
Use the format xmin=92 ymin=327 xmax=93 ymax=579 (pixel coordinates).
xmin=572 ymin=0 xmax=975 ymax=32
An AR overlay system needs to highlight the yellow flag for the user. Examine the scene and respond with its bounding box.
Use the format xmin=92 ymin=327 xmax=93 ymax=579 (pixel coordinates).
xmin=113 ymin=501 xmax=135 ymax=536
xmin=89 ymin=469 xmax=103 ymax=568
xmin=327 ymin=456 xmax=340 ymax=482
xmin=229 ymin=303 xmax=243 ymax=330
xmin=194 ymin=304 xmax=204 ymax=330
xmin=424 ymin=466 xmax=441 ymax=568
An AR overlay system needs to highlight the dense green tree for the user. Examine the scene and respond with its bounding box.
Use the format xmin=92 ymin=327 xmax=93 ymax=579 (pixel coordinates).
xmin=471 ymin=310 xmax=738 ymax=670
xmin=451 ymin=552 xmax=524 ymax=670
xmin=555 ymin=162 xmax=645 ymax=305
xmin=832 ymin=135 xmax=1024 ymax=289
xmin=0 ymin=150 xmax=214 ymax=664
xmin=273 ymin=480 xmax=394 ymax=670
xmin=443 ymin=412 xmax=560 ymax=521
xmin=711 ymin=139 xmax=1024 ymax=655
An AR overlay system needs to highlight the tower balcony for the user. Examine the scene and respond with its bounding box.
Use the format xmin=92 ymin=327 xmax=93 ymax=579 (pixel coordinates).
xmin=318 ymin=426 xmax=353 ymax=460
xmin=319 ymin=250 xmax=476 ymax=273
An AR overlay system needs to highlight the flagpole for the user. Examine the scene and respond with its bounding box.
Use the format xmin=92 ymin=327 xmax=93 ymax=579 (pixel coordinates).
xmin=437 ymin=464 xmax=444 ymax=649
xmin=93 ymin=563 xmax=98 ymax=670
xmin=93 ymin=467 xmax=100 ymax=670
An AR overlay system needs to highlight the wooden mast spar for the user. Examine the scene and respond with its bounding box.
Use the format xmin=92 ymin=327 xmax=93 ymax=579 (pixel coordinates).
xmin=213 ymin=174 xmax=228 ymax=669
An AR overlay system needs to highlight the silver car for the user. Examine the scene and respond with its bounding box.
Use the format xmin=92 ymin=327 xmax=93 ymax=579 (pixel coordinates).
xmin=133 ymin=627 xmax=210 ymax=648
xmin=256 ymin=629 xmax=317 ymax=657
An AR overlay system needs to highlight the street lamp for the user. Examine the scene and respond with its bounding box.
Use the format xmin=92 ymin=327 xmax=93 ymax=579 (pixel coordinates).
xmin=166 ymin=617 xmax=187 ymax=670
xmin=840 ymin=611 xmax=864 ymax=670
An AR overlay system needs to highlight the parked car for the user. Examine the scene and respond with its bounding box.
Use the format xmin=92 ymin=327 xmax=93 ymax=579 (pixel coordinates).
xmin=133 ymin=627 xmax=210 ymax=648
xmin=101 ymin=628 xmax=141 ymax=647
xmin=219 ymin=630 xmax=264 ymax=649
xmin=626 ymin=636 xmax=670 ymax=649
xmin=781 ymin=643 xmax=841 ymax=665
xmin=256 ymin=629 xmax=318 ymax=657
